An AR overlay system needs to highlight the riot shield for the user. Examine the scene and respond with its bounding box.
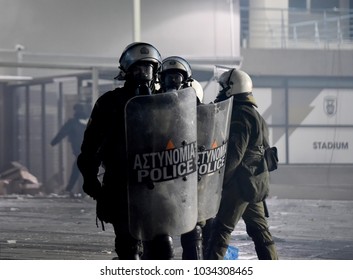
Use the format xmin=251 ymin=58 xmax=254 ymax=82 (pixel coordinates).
xmin=197 ymin=97 xmax=233 ymax=222
xmin=125 ymin=87 xmax=198 ymax=241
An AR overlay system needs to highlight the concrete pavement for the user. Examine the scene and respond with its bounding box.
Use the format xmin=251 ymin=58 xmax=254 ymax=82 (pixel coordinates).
xmin=1 ymin=188 xmax=353 ymax=260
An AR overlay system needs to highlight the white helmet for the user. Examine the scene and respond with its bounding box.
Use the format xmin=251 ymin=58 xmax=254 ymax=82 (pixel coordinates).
xmin=190 ymin=79 xmax=204 ymax=102
xmin=216 ymin=69 xmax=257 ymax=106
xmin=159 ymin=56 xmax=192 ymax=92
xmin=160 ymin=56 xmax=192 ymax=80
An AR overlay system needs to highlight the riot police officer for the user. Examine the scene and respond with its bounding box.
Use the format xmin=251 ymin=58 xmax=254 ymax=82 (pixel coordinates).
xmin=77 ymin=42 xmax=162 ymax=260
xmin=157 ymin=56 xmax=210 ymax=260
xmin=125 ymin=55 xmax=198 ymax=260
xmin=205 ymin=69 xmax=279 ymax=260
xmin=140 ymin=55 xmax=194 ymax=260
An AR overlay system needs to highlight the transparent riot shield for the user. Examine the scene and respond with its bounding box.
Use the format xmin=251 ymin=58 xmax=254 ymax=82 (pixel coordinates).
xmin=125 ymin=88 xmax=198 ymax=241
xmin=197 ymin=97 xmax=233 ymax=222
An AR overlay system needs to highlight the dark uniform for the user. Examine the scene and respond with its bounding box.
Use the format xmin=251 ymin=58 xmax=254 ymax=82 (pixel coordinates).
xmin=77 ymin=42 xmax=162 ymax=260
xmin=51 ymin=104 xmax=87 ymax=194
xmin=206 ymin=69 xmax=278 ymax=260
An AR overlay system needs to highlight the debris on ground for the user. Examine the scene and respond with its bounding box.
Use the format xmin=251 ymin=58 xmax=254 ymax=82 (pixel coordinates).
xmin=0 ymin=161 xmax=42 ymax=195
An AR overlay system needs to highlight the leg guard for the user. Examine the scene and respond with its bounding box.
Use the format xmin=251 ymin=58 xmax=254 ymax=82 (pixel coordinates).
xmin=181 ymin=224 xmax=203 ymax=260
xmin=113 ymin=224 xmax=143 ymax=260
xmin=201 ymin=218 xmax=214 ymax=254
xmin=143 ymin=235 xmax=174 ymax=260
xmin=115 ymin=237 xmax=143 ymax=260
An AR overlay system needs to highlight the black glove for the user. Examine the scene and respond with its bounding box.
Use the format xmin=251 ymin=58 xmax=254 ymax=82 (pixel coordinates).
xmin=96 ymin=194 xmax=109 ymax=223
xmin=96 ymin=188 xmax=117 ymax=224
xmin=82 ymin=177 xmax=101 ymax=200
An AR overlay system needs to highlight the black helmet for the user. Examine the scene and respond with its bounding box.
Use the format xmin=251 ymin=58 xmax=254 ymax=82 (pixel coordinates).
xmin=118 ymin=42 xmax=162 ymax=74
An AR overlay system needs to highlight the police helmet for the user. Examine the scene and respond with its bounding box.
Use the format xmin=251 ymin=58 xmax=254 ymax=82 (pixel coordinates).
xmin=160 ymin=56 xmax=192 ymax=80
xmin=119 ymin=42 xmax=162 ymax=74
xmin=217 ymin=69 xmax=257 ymax=107
xmin=190 ymin=79 xmax=204 ymax=102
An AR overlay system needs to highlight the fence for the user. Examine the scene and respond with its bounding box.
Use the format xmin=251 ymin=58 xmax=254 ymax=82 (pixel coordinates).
xmin=240 ymin=7 xmax=353 ymax=49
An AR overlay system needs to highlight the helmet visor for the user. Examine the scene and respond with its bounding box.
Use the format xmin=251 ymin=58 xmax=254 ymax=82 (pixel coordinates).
xmin=130 ymin=62 xmax=154 ymax=84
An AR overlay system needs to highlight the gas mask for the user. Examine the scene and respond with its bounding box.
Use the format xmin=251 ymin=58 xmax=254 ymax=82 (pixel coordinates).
xmin=130 ymin=62 xmax=154 ymax=95
xmin=162 ymin=71 xmax=184 ymax=92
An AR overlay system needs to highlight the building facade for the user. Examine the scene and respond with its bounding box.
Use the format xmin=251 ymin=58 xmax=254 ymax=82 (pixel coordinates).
xmin=1 ymin=0 xmax=352 ymax=190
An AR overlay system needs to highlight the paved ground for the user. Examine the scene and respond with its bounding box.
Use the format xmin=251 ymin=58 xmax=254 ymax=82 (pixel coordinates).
xmin=1 ymin=185 xmax=353 ymax=260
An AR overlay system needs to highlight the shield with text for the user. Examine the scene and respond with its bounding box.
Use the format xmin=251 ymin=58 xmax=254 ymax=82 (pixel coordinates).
xmin=125 ymin=88 xmax=198 ymax=241
xmin=197 ymin=97 xmax=233 ymax=222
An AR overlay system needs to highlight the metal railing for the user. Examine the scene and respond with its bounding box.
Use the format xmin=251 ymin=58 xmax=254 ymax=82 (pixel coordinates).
xmin=240 ymin=7 xmax=353 ymax=49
